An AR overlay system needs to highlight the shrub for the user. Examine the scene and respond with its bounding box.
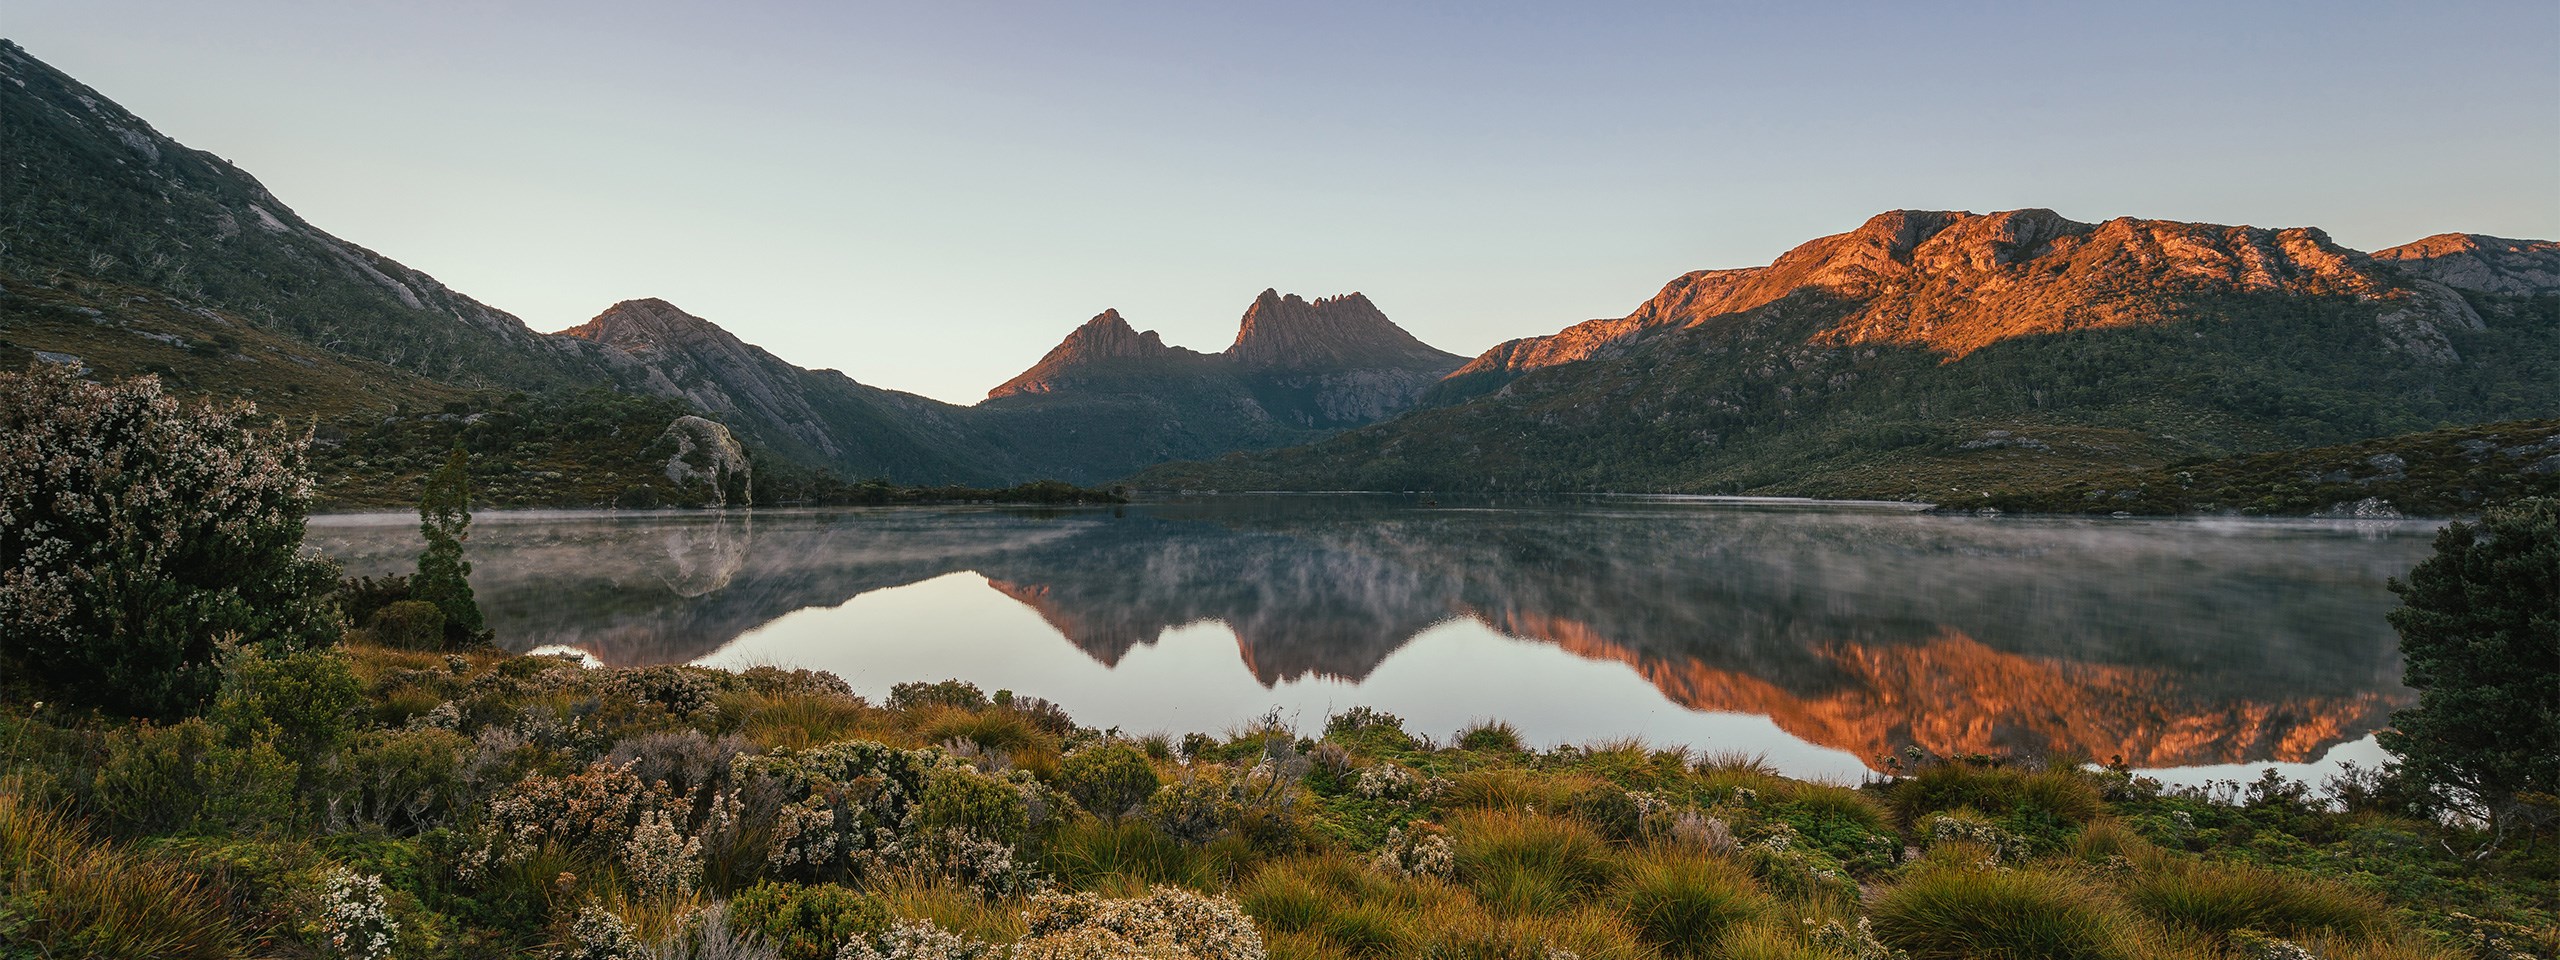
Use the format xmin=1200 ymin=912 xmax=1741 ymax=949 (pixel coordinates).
xmin=724 ymin=882 xmax=892 ymax=960
xmin=1457 ymin=719 xmax=1526 ymax=753
xmin=335 ymin=575 xmax=414 ymax=633
xmin=0 ymin=364 xmax=340 ymax=718
xmin=328 ymin=727 xmax=472 ymax=835
xmin=1015 ymin=886 xmax=1264 ymax=960
xmin=1609 ymin=850 xmax=1770 ymax=957
xmin=1871 ymin=864 xmax=2138 ymax=960
xmin=2380 ymin=497 xmax=2560 ymax=829
xmin=365 ymin=600 xmax=445 ymax=650
xmin=1148 ymin=765 xmax=1243 ymax=844
xmin=2123 ymin=858 xmax=2385 ymax=943
xmin=317 ymin=869 xmax=399 ymax=960
xmin=93 ymin=717 xmax=295 ymax=836
xmin=917 ymin=767 xmax=1032 ymax=843
xmin=209 ymin=644 xmax=364 ymax=777
xmin=1059 ymin=742 xmax=1161 ymax=820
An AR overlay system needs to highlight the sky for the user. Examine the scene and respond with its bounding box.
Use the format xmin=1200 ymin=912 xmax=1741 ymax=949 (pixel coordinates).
xmin=12 ymin=1 xmax=2558 ymax=404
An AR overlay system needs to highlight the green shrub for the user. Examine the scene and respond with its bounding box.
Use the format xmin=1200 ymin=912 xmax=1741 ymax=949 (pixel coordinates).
xmin=1610 ymin=850 xmax=1771 ymax=957
xmin=1059 ymin=743 xmax=1161 ymax=820
xmin=366 ymin=600 xmax=446 ymax=650
xmin=2124 ymin=858 xmax=2385 ymax=942
xmin=93 ymin=718 xmax=295 ymax=836
xmin=1871 ymin=864 xmax=2138 ymax=960
xmin=1322 ymin=706 xmax=1419 ymax=753
xmin=1456 ymin=719 xmax=1525 ymax=753
xmin=329 ymin=727 xmax=472 ymax=835
xmin=209 ymin=645 xmax=363 ymax=776
xmin=1147 ymin=766 xmax=1242 ymax=845
xmin=917 ymin=768 xmax=1030 ymax=843
xmin=0 ymin=364 xmax=340 ymax=718
xmin=725 ymin=881 xmax=893 ymax=960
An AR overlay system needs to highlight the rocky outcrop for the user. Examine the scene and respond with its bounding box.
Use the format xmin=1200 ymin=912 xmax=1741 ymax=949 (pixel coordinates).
xmin=657 ymin=415 xmax=752 ymax=508
xmin=2373 ymin=234 xmax=2560 ymax=296
xmin=1446 ymin=208 xmax=2508 ymax=391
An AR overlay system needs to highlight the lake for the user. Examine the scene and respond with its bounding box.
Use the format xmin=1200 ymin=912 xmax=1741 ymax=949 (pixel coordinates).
xmin=307 ymin=495 xmax=2435 ymax=785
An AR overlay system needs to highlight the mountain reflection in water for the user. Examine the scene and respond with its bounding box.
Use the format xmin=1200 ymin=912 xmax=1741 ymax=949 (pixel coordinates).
xmin=308 ymin=496 xmax=2429 ymax=776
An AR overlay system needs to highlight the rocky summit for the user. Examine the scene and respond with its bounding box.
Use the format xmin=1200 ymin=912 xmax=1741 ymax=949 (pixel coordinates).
xmin=1443 ymin=208 xmax=2495 ymax=397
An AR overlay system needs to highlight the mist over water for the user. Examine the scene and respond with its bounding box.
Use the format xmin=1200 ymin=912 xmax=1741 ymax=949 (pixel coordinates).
xmin=309 ymin=496 xmax=2433 ymax=782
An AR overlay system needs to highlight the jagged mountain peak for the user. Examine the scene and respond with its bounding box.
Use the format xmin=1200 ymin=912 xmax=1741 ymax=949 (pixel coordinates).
xmin=1225 ymin=288 xmax=1456 ymax=370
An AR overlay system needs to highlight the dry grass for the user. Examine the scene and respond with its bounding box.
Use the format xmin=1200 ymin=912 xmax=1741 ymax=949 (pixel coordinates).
xmin=0 ymin=786 xmax=246 ymax=959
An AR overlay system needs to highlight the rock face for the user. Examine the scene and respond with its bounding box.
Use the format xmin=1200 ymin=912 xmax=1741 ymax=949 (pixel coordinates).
xmin=2373 ymin=234 xmax=2560 ymax=296
xmin=657 ymin=415 xmax=752 ymax=508
xmin=1225 ymin=290 xmax=1467 ymax=423
xmin=1443 ymin=209 xmax=2506 ymax=395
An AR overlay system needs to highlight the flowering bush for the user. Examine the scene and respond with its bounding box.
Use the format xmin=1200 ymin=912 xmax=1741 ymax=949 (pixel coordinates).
xmin=1351 ymin=763 xmax=1439 ymax=802
xmin=1921 ymin=811 xmax=2034 ymax=865
xmin=1015 ymin=886 xmax=1265 ymax=960
xmin=836 ymin=919 xmax=996 ymax=960
xmin=316 ymin=869 xmax=398 ymax=960
xmin=1373 ymin=822 xmax=1455 ymax=879
xmin=565 ymin=903 xmax=648 ymax=960
xmin=0 ymin=365 xmax=338 ymax=717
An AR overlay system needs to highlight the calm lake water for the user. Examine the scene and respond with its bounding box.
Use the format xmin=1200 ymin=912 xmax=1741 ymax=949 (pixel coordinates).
xmin=307 ymin=496 xmax=2436 ymax=785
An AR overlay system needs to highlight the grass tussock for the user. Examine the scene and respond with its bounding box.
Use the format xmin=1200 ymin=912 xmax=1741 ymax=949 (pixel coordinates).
xmin=1449 ymin=809 xmax=1618 ymax=916
xmin=1871 ymin=863 xmax=2140 ymax=960
xmin=1608 ymin=847 xmax=1771 ymax=957
xmin=1890 ymin=762 xmax=2104 ymax=831
xmin=0 ymin=787 xmax=245 ymax=960
xmin=2124 ymin=857 xmax=2387 ymax=944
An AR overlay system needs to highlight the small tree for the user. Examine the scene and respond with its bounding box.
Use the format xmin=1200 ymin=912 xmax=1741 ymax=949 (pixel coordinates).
xmin=411 ymin=445 xmax=486 ymax=646
xmin=0 ymin=364 xmax=338 ymax=718
xmin=2380 ymin=497 xmax=2560 ymax=836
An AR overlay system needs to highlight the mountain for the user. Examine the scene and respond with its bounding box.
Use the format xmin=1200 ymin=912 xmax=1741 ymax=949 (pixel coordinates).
xmin=1139 ymin=209 xmax=2560 ymax=496
xmin=971 ymin=290 xmax=1465 ymax=483
xmin=0 ymin=39 xmax=624 ymax=390
xmin=550 ymin=298 xmax=1011 ymax=484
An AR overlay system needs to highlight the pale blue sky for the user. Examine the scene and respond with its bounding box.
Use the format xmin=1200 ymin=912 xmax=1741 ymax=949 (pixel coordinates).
xmin=13 ymin=1 xmax=2557 ymax=403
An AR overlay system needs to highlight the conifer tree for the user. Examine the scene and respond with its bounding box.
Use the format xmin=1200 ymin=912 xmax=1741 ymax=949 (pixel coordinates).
xmin=2382 ymin=497 xmax=2559 ymax=834
xmin=413 ymin=445 xmax=485 ymax=646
